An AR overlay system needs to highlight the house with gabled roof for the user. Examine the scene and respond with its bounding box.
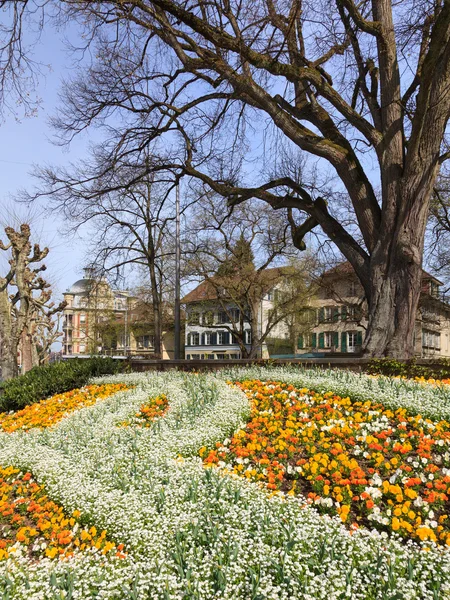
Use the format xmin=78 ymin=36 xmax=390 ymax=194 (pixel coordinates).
xmin=181 ymin=267 xmax=296 ymax=359
xmin=296 ymin=262 xmax=450 ymax=357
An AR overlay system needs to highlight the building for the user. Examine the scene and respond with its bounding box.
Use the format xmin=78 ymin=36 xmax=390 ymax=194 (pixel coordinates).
xmin=182 ymin=268 xmax=293 ymax=360
xmin=62 ymin=270 xmax=175 ymax=358
xmin=296 ymin=262 xmax=450 ymax=357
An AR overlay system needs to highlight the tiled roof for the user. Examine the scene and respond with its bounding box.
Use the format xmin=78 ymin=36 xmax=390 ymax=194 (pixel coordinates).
xmin=181 ymin=267 xmax=286 ymax=304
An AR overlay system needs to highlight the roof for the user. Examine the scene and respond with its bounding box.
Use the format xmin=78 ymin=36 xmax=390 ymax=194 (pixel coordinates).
xmin=323 ymin=261 xmax=443 ymax=285
xmin=67 ymin=279 xmax=93 ymax=295
xmin=181 ymin=267 xmax=286 ymax=304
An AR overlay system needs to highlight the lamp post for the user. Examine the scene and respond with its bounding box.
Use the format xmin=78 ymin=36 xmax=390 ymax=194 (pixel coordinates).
xmin=174 ymin=183 xmax=181 ymax=359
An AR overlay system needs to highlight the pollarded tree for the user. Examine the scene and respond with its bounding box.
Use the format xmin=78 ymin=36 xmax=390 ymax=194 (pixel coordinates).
xmin=0 ymin=224 xmax=65 ymax=378
xmin=25 ymin=0 xmax=450 ymax=357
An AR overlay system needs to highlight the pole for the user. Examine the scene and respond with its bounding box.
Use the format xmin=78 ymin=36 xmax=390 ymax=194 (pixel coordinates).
xmin=174 ymin=182 xmax=181 ymax=359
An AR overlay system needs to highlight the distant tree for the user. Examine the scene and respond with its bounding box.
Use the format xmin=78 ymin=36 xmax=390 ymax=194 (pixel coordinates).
xmin=37 ymin=164 xmax=180 ymax=360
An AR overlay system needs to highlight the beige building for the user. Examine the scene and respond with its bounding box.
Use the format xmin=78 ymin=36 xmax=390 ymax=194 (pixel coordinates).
xmin=296 ymin=262 xmax=450 ymax=357
xmin=62 ymin=270 xmax=174 ymax=359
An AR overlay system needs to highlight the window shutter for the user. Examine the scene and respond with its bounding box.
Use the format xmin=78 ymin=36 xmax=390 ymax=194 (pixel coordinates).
xmin=319 ymin=332 xmax=325 ymax=349
xmin=297 ymin=334 xmax=304 ymax=349
xmin=211 ymin=332 xmax=217 ymax=345
xmin=332 ymin=307 xmax=340 ymax=322
xmin=319 ymin=307 xmax=325 ymax=323
xmin=201 ymin=333 xmax=205 ymax=345
xmin=341 ymin=332 xmax=347 ymax=352
xmin=224 ymin=332 xmax=230 ymax=345
xmin=333 ymin=331 xmax=339 ymax=348
xmin=311 ymin=333 xmax=317 ymax=348
xmin=187 ymin=333 xmax=191 ymax=346
xmin=341 ymin=306 xmax=347 ymax=321
xmin=356 ymin=330 xmax=363 ymax=346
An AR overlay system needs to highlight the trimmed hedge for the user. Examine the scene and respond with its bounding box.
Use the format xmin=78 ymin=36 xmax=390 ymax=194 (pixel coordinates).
xmin=366 ymin=357 xmax=450 ymax=380
xmin=0 ymin=358 xmax=126 ymax=412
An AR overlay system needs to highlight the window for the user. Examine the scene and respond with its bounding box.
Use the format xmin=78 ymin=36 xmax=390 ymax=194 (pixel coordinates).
xmin=422 ymin=330 xmax=440 ymax=349
xmin=218 ymin=310 xmax=230 ymax=324
xmin=230 ymin=353 xmax=240 ymax=359
xmin=137 ymin=335 xmax=154 ymax=349
xmin=245 ymin=330 xmax=252 ymax=345
xmin=191 ymin=354 xmax=200 ymax=360
xmin=115 ymin=299 xmax=124 ymax=310
xmin=216 ymin=353 xmax=226 ymax=360
xmin=79 ymin=344 xmax=86 ymax=353
xmin=324 ymin=307 xmax=333 ymax=322
xmin=203 ymin=311 xmax=214 ymax=325
xmin=218 ymin=331 xmax=226 ymax=345
xmin=205 ymin=332 xmax=213 ymax=345
xmin=191 ymin=332 xmax=200 ymax=346
xmin=347 ymin=305 xmax=356 ymax=320
xmin=67 ymin=345 xmax=72 ymax=354
xmin=435 ymin=333 xmax=441 ymax=350
xmin=207 ymin=354 xmax=215 ymax=360
xmin=324 ymin=332 xmax=333 ymax=348
xmin=229 ymin=308 xmax=240 ymax=323
xmin=348 ymin=280 xmax=358 ymax=296
xmin=347 ymin=332 xmax=358 ymax=353
xmin=188 ymin=312 xmax=200 ymax=325
xmin=80 ymin=314 xmax=86 ymax=323
xmin=431 ymin=281 xmax=440 ymax=298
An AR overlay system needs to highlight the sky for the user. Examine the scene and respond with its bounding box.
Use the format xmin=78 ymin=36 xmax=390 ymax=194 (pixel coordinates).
xmin=0 ymin=21 xmax=94 ymax=301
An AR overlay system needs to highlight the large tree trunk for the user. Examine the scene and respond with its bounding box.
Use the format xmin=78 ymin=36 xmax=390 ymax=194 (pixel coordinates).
xmin=363 ymin=251 xmax=422 ymax=359
xmin=0 ymin=288 xmax=18 ymax=379
xmin=362 ymin=178 xmax=431 ymax=358
xmin=21 ymin=327 xmax=34 ymax=373
xmin=148 ymin=262 xmax=162 ymax=360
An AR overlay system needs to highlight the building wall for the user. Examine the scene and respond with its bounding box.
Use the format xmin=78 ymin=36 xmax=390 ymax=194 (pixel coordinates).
xmin=183 ymin=285 xmax=292 ymax=359
xmin=62 ymin=278 xmax=172 ymax=358
xmin=184 ymin=301 xmax=251 ymax=359
xmin=296 ymin=271 xmax=450 ymax=357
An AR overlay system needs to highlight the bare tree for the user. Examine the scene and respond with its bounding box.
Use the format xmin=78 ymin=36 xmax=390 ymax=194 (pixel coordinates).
xmin=0 ymin=0 xmax=51 ymax=117
xmin=0 ymin=224 xmax=65 ymax=378
xmin=185 ymin=195 xmax=315 ymax=357
xmin=23 ymin=0 xmax=450 ymax=357
xmin=39 ymin=162 xmax=180 ymax=359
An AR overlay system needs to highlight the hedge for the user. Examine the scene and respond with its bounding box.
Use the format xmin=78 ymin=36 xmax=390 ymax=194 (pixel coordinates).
xmin=0 ymin=358 xmax=125 ymax=412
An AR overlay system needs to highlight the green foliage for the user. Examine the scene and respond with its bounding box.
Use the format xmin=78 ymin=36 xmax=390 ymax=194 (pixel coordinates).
xmin=0 ymin=357 xmax=125 ymax=412
xmin=216 ymin=234 xmax=255 ymax=276
xmin=367 ymin=358 xmax=450 ymax=380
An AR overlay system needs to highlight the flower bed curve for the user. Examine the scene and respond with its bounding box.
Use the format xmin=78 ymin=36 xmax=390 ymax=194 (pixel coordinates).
xmin=202 ymin=380 xmax=450 ymax=545
xmin=0 ymin=465 xmax=125 ymax=561
xmin=0 ymin=383 xmax=130 ymax=432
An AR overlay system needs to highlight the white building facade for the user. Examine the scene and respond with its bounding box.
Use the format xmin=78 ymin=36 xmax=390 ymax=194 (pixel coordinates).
xmin=182 ymin=274 xmax=290 ymax=360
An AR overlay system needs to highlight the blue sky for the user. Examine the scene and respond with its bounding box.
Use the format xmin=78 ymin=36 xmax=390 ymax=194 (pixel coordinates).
xmin=0 ymin=22 xmax=92 ymax=300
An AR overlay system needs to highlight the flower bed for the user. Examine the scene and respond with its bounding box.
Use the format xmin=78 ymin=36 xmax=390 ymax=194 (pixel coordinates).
xmin=0 ymin=371 xmax=449 ymax=599
xmin=118 ymin=394 xmax=168 ymax=427
xmin=202 ymin=380 xmax=450 ymax=545
xmin=0 ymin=465 xmax=124 ymax=561
xmin=0 ymin=383 xmax=130 ymax=432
